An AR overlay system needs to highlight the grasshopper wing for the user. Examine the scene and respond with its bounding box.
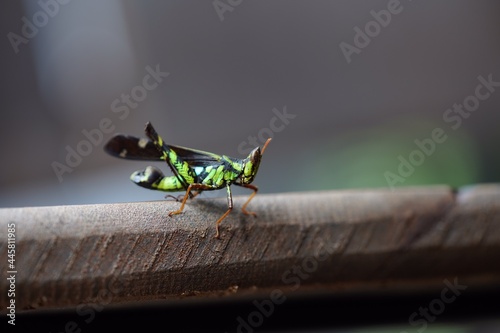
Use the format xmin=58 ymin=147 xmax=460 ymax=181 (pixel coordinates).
xmin=104 ymin=134 xmax=164 ymax=161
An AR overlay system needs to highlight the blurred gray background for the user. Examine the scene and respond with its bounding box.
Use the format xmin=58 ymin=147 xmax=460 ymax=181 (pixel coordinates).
xmin=1 ymin=0 xmax=499 ymax=207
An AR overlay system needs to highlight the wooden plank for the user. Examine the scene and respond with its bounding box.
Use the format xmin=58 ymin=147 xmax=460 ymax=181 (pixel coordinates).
xmin=1 ymin=184 xmax=499 ymax=312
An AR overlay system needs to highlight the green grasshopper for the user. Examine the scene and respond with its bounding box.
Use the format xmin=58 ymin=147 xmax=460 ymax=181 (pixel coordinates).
xmin=104 ymin=122 xmax=271 ymax=238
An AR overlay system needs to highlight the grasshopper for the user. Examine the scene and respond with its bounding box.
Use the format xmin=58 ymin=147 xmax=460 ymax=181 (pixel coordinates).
xmin=104 ymin=122 xmax=271 ymax=238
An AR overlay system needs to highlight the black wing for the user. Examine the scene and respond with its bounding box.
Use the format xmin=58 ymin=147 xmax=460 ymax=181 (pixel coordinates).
xmin=104 ymin=134 xmax=164 ymax=161
xmin=104 ymin=133 xmax=226 ymax=167
xmin=167 ymin=144 xmax=224 ymax=168
xmin=143 ymin=121 xmax=224 ymax=168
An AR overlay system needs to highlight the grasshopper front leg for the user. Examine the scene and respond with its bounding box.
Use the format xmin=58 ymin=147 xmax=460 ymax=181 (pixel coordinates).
xmin=237 ymin=183 xmax=258 ymax=217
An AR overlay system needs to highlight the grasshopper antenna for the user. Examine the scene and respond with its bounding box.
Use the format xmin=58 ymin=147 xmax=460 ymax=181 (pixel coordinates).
xmin=261 ymin=138 xmax=272 ymax=155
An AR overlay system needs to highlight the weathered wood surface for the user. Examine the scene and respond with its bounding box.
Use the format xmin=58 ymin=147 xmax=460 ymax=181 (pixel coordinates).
xmin=1 ymin=184 xmax=499 ymax=312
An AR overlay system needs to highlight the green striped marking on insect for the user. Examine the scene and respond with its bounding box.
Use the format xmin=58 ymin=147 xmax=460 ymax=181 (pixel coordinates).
xmin=104 ymin=122 xmax=271 ymax=238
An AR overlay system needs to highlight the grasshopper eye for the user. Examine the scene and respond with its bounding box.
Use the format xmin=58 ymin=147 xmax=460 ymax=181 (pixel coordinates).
xmin=131 ymin=166 xmax=164 ymax=189
xmin=250 ymin=147 xmax=261 ymax=164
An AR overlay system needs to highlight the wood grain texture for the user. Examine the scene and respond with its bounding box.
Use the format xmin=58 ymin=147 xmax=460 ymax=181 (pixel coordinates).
xmin=1 ymin=184 xmax=499 ymax=312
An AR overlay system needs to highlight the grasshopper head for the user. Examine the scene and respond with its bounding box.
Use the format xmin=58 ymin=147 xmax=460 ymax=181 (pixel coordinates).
xmin=240 ymin=138 xmax=271 ymax=185
xmin=130 ymin=166 xmax=164 ymax=189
